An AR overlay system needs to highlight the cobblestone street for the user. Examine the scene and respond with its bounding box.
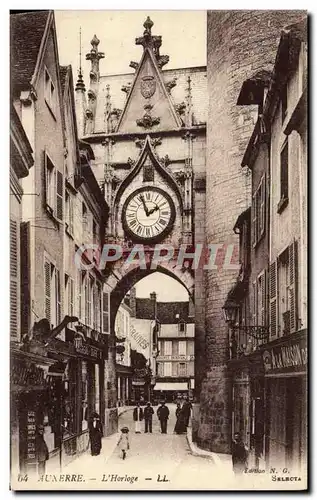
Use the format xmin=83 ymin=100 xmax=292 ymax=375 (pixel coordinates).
xmin=58 ymin=405 xmax=236 ymax=490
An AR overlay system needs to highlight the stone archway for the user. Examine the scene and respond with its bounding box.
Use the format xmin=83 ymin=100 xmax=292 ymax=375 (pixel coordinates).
xmin=105 ymin=260 xmax=194 ymax=331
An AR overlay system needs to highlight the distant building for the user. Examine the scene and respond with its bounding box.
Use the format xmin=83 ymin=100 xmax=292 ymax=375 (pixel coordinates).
xmin=129 ymin=289 xmax=195 ymax=402
xmin=115 ymin=295 xmax=133 ymax=405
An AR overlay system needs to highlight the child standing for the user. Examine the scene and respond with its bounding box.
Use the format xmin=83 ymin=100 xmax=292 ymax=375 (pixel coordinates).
xmin=118 ymin=427 xmax=130 ymax=460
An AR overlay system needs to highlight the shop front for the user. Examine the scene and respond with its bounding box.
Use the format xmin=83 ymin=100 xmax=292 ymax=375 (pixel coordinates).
xmin=11 ymin=330 xmax=108 ymax=475
xmin=228 ymin=351 xmax=265 ymax=468
xmin=263 ymin=329 xmax=307 ymax=474
xmin=10 ymin=348 xmax=57 ymax=478
xmin=153 ymin=380 xmax=189 ymax=403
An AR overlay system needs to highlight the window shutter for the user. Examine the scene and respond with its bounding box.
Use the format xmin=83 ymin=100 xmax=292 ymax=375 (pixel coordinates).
xmin=55 ymin=268 xmax=61 ymax=325
xmin=43 ymin=150 xmax=48 ymax=207
xmin=44 ymin=259 xmax=51 ymax=324
xmin=260 ymin=273 xmax=265 ymax=326
xmin=260 ymin=175 xmax=266 ymax=237
xmin=56 ymin=170 xmax=63 ymax=222
xmin=252 ymin=280 xmax=257 ymax=326
xmin=77 ymin=271 xmax=82 ymax=321
xmin=269 ymin=261 xmax=278 ymax=338
xmin=102 ymin=292 xmax=110 ymax=334
xmin=10 ymin=219 xmax=18 ymax=339
xmin=252 ymin=194 xmax=257 ymax=247
xmin=69 ymin=195 xmax=74 ymax=234
xmin=289 ymin=240 xmax=298 ymax=333
xmin=68 ymin=277 xmax=74 ymax=316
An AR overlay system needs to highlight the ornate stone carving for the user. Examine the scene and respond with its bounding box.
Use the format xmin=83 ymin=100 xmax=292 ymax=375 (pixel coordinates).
xmin=157 ymin=55 xmax=169 ymax=69
xmin=87 ymin=89 xmax=96 ymax=101
xmin=135 ymin=136 xmax=162 ymax=149
xmin=127 ymin=157 xmax=135 ymax=168
xmin=85 ymin=109 xmax=93 ymax=119
xmin=175 ymin=102 xmax=186 ymax=115
xmin=121 ymin=83 xmax=132 ymax=94
xmin=166 ymin=78 xmax=177 ymax=94
xmin=136 ymin=114 xmax=160 ymax=129
xmin=160 ymin=154 xmax=171 ymax=167
xmin=130 ymin=61 xmax=139 ymax=70
xmin=140 ymin=75 xmax=156 ymax=99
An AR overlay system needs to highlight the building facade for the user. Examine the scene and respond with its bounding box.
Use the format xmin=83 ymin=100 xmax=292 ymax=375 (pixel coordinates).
xmin=224 ymin=17 xmax=307 ymax=472
xmin=195 ymin=9 xmax=307 ymax=455
xmin=10 ymin=10 xmax=114 ymax=476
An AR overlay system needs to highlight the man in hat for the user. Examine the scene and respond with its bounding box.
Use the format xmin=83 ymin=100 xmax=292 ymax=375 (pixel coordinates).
xmin=133 ymin=402 xmax=144 ymax=433
xmin=143 ymin=402 xmax=154 ymax=433
xmin=35 ymin=425 xmax=49 ymax=477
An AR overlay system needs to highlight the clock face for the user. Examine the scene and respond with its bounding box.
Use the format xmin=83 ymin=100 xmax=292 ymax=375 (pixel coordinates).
xmin=122 ymin=187 xmax=175 ymax=242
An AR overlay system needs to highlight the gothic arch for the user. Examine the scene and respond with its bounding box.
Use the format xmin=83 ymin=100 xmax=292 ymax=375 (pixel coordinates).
xmin=105 ymin=260 xmax=194 ymax=333
xmin=113 ymin=135 xmax=184 ymax=212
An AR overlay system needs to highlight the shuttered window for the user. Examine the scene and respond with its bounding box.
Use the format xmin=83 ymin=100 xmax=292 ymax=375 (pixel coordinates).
xmin=44 ymin=259 xmax=51 ymax=324
xmin=288 ymin=240 xmax=298 ymax=333
xmin=10 ymin=219 xmax=19 ymax=339
xmin=252 ymin=175 xmax=266 ymax=246
xmin=55 ymin=268 xmax=61 ymax=325
xmin=102 ymin=291 xmax=110 ymax=334
xmin=269 ymin=261 xmax=278 ymax=338
xmin=56 ymin=170 xmax=63 ymax=222
xmin=44 ymin=151 xmax=64 ymax=222
xmin=44 ymin=257 xmax=61 ymax=328
xmin=65 ymin=275 xmax=74 ymax=316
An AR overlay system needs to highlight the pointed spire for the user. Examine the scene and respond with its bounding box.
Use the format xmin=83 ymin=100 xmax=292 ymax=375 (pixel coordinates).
xmin=135 ymin=16 xmax=169 ymax=67
xmin=75 ymin=27 xmax=86 ymax=92
xmin=86 ymin=33 xmax=105 ymax=79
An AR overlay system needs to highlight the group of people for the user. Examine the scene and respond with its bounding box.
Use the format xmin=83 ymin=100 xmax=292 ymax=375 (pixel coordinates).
xmin=132 ymin=397 xmax=192 ymax=435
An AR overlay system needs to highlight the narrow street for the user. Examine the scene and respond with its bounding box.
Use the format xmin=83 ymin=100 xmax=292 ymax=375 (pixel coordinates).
xmin=59 ymin=405 xmax=236 ymax=490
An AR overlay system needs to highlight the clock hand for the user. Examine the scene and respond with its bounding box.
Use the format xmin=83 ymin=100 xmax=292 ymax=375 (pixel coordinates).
xmin=147 ymin=205 xmax=160 ymax=216
xmin=139 ymin=194 xmax=150 ymax=216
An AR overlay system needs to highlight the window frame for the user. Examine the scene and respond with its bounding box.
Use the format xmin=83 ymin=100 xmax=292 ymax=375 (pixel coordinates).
xmin=44 ymin=66 xmax=57 ymax=118
xmin=277 ymin=139 xmax=289 ymax=214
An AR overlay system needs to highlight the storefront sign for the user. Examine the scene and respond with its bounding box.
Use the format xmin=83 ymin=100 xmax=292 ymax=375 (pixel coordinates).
xmin=75 ymin=343 xmax=102 ymax=361
xmin=11 ymin=359 xmax=45 ymax=388
xmin=26 ymin=410 xmax=36 ymax=463
xmin=263 ymin=334 xmax=307 ymax=374
xmin=157 ymin=355 xmax=194 ymax=361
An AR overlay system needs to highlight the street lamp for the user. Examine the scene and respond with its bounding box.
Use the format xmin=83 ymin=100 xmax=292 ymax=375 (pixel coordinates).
xmin=222 ymin=298 xmax=269 ymax=359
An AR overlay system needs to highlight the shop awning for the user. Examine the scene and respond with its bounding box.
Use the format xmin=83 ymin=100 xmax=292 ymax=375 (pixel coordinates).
xmin=154 ymin=382 xmax=188 ymax=391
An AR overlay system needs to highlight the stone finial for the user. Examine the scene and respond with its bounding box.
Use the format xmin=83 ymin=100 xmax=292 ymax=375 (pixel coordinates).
xmin=91 ymin=34 xmax=100 ymax=49
xmin=86 ymin=33 xmax=105 ymax=78
xmin=143 ymin=16 xmax=154 ymax=32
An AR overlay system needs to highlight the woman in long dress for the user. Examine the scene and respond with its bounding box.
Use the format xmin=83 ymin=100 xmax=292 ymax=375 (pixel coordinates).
xmin=88 ymin=412 xmax=103 ymax=456
xmin=174 ymin=403 xmax=186 ymax=434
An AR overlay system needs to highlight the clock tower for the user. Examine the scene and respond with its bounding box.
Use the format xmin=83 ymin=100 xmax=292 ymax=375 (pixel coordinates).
xmin=76 ymin=16 xmax=207 ymax=395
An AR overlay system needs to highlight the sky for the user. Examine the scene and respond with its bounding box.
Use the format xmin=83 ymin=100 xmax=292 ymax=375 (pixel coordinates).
xmin=55 ymin=10 xmax=206 ymax=88
xmin=134 ymin=272 xmax=189 ymax=301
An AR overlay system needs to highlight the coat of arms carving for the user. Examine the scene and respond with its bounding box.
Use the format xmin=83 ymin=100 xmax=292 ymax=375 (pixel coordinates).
xmin=140 ymin=75 xmax=156 ymax=99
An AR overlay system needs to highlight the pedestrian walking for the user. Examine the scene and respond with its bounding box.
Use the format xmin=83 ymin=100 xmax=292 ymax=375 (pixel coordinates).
xmin=35 ymin=425 xmax=49 ymax=477
xmin=157 ymin=401 xmax=170 ymax=434
xmin=133 ymin=402 xmax=144 ymax=433
xmin=174 ymin=403 xmax=186 ymax=434
xmin=88 ymin=412 xmax=103 ymax=456
xmin=181 ymin=396 xmax=192 ymax=428
xmin=117 ymin=427 xmax=130 ymax=460
xmin=232 ymin=432 xmax=248 ymax=476
xmin=143 ymin=402 xmax=154 ymax=433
